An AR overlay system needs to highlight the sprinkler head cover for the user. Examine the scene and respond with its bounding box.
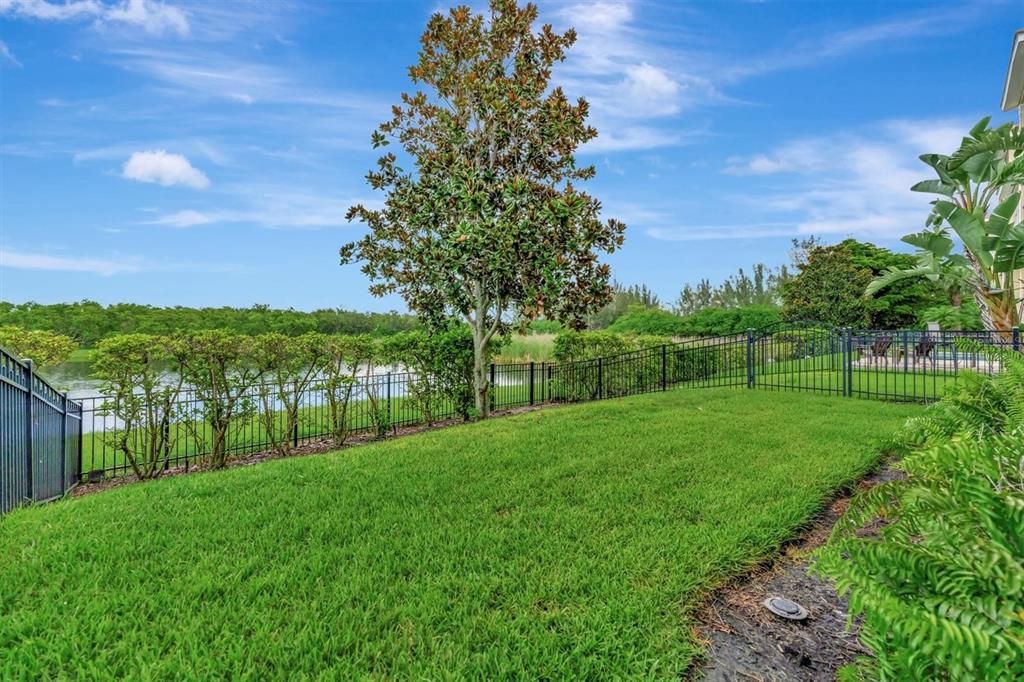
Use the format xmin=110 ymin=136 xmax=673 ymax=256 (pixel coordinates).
xmin=763 ymin=596 xmax=809 ymax=620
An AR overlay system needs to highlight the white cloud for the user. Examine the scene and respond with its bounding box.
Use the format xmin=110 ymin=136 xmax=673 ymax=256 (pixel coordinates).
xmin=721 ymin=117 xmax=975 ymax=240
xmin=646 ymin=225 xmax=797 ymax=242
xmin=144 ymin=184 xmax=379 ymax=230
xmin=0 ymin=246 xmax=239 ymax=274
xmin=622 ymin=63 xmax=680 ymax=116
xmin=0 ymin=0 xmax=189 ymax=37
xmin=228 ymin=92 xmax=254 ymax=104
xmin=147 ymin=208 xmax=213 ymax=227
xmin=0 ymin=247 xmax=143 ymax=275
xmin=639 ymin=117 xmax=977 ymax=243
xmin=0 ymin=40 xmax=21 ymax=67
xmin=0 ymin=0 xmax=102 ymax=21
xmin=105 ymin=0 xmax=187 ymax=36
xmin=39 ymin=97 xmax=68 ymax=106
xmin=122 ymin=149 xmax=210 ymax=189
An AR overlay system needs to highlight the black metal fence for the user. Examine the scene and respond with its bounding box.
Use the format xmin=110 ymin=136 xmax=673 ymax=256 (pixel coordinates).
xmin=0 ymin=346 xmax=82 ymax=514
xmin=2 ymin=324 xmax=1021 ymax=507
xmin=751 ymin=324 xmax=1021 ymax=402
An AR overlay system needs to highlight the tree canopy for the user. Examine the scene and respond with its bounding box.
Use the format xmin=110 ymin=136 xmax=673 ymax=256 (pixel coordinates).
xmin=781 ymin=239 xmax=946 ymax=328
xmin=0 ymin=301 xmax=418 ymax=346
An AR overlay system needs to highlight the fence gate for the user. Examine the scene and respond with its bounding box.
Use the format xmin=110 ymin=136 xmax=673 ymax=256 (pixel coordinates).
xmin=0 ymin=347 xmax=82 ymax=514
xmin=748 ymin=322 xmax=848 ymax=397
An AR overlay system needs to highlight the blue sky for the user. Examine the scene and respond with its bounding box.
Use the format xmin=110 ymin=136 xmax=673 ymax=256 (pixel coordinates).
xmin=0 ymin=0 xmax=1020 ymax=312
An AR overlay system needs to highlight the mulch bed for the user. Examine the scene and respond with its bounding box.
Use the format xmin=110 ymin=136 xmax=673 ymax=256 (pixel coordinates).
xmin=692 ymin=467 xmax=904 ymax=681
xmin=71 ymin=404 xmax=547 ymax=499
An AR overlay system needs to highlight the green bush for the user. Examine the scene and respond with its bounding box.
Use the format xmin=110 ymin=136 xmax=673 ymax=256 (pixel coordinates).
xmin=814 ymin=341 xmax=1024 ymax=680
xmin=606 ymin=305 xmax=781 ymax=338
xmin=551 ymin=331 xmax=747 ymax=400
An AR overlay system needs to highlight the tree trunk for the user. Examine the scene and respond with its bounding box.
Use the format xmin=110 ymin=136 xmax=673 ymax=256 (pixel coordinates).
xmin=472 ymin=333 xmax=489 ymax=418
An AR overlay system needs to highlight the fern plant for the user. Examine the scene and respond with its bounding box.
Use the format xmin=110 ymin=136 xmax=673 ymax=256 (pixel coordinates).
xmin=814 ymin=340 xmax=1024 ymax=680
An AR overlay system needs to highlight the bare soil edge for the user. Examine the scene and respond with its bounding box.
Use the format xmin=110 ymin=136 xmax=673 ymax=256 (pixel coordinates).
xmin=69 ymin=404 xmax=549 ymax=499
xmin=689 ymin=466 xmax=904 ymax=681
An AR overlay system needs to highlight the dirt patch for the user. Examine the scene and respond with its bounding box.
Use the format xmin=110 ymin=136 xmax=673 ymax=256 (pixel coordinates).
xmin=71 ymin=404 xmax=548 ymax=499
xmin=692 ymin=467 xmax=904 ymax=681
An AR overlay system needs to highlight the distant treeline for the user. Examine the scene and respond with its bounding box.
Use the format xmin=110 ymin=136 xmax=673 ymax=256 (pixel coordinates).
xmin=0 ymin=301 xmax=420 ymax=346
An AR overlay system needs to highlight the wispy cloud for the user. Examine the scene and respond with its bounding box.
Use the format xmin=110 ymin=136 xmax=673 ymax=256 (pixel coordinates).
xmin=719 ymin=3 xmax=990 ymax=81
xmin=645 ymin=117 xmax=973 ymax=242
xmin=0 ymin=39 xmax=22 ymax=67
xmin=144 ymin=183 xmax=380 ymax=230
xmin=547 ymin=0 xmax=994 ymax=155
xmin=0 ymin=247 xmax=239 ymax=275
xmin=1 ymin=0 xmax=190 ymax=37
xmin=646 ymin=224 xmax=797 ymax=242
xmin=1 ymin=247 xmax=143 ymax=275
xmin=121 ymin=149 xmax=210 ymax=189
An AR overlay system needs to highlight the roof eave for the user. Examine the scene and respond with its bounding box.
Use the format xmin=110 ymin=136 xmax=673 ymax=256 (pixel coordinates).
xmin=1001 ymin=29 xmax=1024 ymax=112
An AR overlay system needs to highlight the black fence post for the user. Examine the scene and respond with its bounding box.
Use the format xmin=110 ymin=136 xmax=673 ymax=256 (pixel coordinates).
xmin=540 ymin=362 xmax=546 ymax=402
xmin=529 ymin=362 xmax=535 ymax=406
xmin=661 ymin=344 xmax=668 ymax=391
xmin=386 ymin=372 xmax=393 ymax=432
xmin=24 ymin=359 xmax=34 ymax=503
xmin=1014 ymin=328 xmax=1021 ymax=352
xmin=60 ymin=391 xmax=68 ymax=493
xmin=292 ymin=381 xmax=300 ymax=448
xmin=489 ymin=363 xmax=496 ymax=412
xmin=597 ymin=357 xmax=604 ymax=399
xmin=746 ymin=329 xmax=755 ymax=389
xmin=844 ymin=328 xmax=853 ymax=397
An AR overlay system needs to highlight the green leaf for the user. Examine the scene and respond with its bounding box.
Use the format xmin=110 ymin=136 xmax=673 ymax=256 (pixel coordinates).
xmin=969 ymin=116 xmax=992 ymax=138
xmin=992 ymin=224 xmax=1024 ymax=274
xmin=910 ymin=179 xmax=955 ymax=196
xmin=901 ymin=230 xmax=954 ymax=256
xmin=935 ymin=202 xmax=992 ymax=269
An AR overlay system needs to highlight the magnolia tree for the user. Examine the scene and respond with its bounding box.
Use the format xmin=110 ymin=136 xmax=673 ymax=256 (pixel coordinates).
xmin=341 ymin=0 xmax=625 ymax=417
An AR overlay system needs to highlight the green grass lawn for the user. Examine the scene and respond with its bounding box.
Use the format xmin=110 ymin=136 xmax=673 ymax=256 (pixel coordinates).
xmin=1 ymin=388 xmax=919 ymax=679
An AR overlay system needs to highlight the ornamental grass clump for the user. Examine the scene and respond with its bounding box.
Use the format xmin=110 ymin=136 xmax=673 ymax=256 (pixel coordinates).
xmin=814 ymin=340 xmax=1024 ymax=680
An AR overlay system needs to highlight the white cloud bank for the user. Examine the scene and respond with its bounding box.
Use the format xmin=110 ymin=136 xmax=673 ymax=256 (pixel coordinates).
xmin=0 ymin=0 xmax=189 ymax=37
xmin=645 ymin=117 xmax=973 ymax=242
xmin=122 ymin=149 xmax=209 ymax=189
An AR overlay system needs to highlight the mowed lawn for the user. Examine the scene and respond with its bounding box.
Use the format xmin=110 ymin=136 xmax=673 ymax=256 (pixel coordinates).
xmin=0 ymin=388 xmax=919 ymax=679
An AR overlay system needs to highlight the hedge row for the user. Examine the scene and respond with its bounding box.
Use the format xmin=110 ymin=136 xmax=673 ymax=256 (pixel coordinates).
xmin=606 ymin=305 xmax=782 ymax=337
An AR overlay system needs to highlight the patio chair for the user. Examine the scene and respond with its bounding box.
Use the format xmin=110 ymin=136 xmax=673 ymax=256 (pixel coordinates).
xmin=913 ymin=337 xmax=936 ymax=365
xmin=868 ymin=335 xmax=892 ymax=366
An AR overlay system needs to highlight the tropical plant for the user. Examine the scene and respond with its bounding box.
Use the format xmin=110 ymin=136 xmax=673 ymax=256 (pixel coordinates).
xmin=903 ymin=117 xmax=1024 ymax=335
xmin=340 ymin=0 xmax=625 ymax=418
xmin=0 ymin=325 xmax=76 ymax=367
xmin=815 ymin=341 xmax=1024 ymax=680
xmin=92 ymin=334 xmax=186 ymax=480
